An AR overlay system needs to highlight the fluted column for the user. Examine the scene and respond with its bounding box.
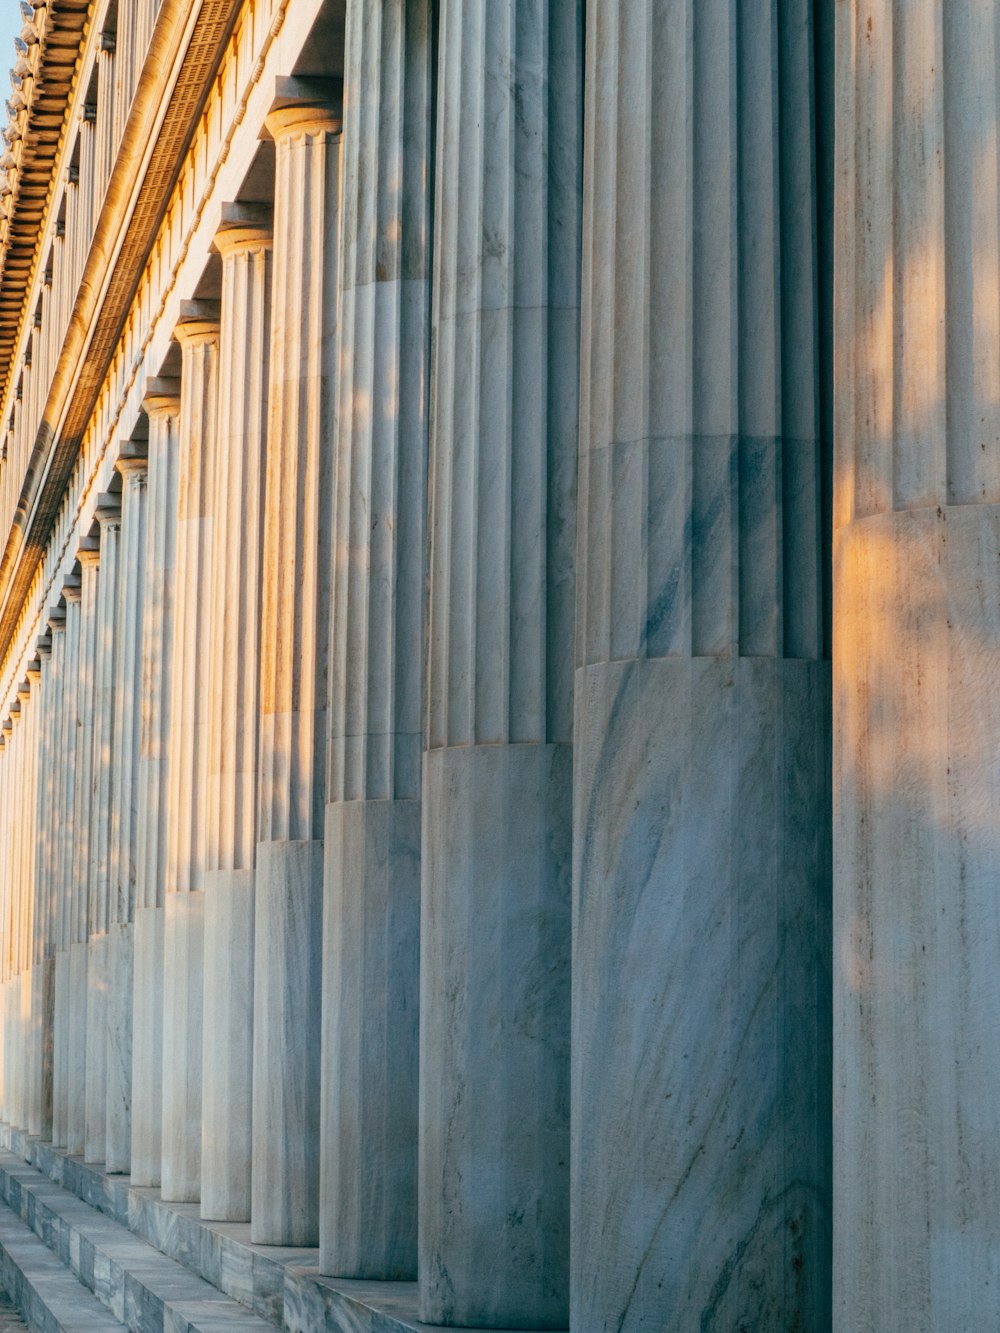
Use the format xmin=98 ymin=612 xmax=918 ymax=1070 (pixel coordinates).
xmin=106 ymin=443 xmax=147 ymax=1173
xmin=252 ymin=84 xmax=341 ymax=1247
xmin=112 ymin=0 xmax=135 ymax=152
xmin=835 ymin=5 xmax=1000 ymax=1326
xmin=39 ymin=609 xmax=65 ymax=1143
xmin=420 ymin=5 xmax=580 ymax=1325
xmin=202 ymin=208 xmax=271 ymax=1222
xmin=319 ymin=0 xmax=431 ymax=1281
xmin=162 ymin=305 xmax=218 ymax=1204
xmin=573 ymin=4 xmax=831 ymax=1329
xmin=84 ymin=494 xmax=120 ymax=1163
xmin=52 ymin=579 xmax=79 ymax=1149
xmin=28 ymin=638 xmax=52 ymax=1140
xmin=68 ymin=537 xmax=100 ymax=1156
xmin=131 ymin=380 xmax=180 ymax=1187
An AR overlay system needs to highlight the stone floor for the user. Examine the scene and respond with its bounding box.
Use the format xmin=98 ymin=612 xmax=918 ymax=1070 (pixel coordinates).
xmin=0 ymin=1292 xmax=28 ymax=1329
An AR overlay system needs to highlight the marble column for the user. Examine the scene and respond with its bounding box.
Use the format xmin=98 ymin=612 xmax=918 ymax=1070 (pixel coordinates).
xmin=834 ymin=4 xmax=1000 ymax=1326
xmin=40 ymin=608 xmax=66 ymax=1143
xmin=85 ymin=494 xmax=121 ymax=1163
xmin=106 ymin=443 xmax=146 ymax=1174
xmin=252 ymin=83 xmax=341 ymax=1247
xmin=131 ymin=379 xmax=180 ymax=1188
xmin=28 ymin=639 xmax=51 ymax=1141
xmin=93 ymin=32 xmax=115 ymax=225
xmin=68 ymin=537 xmax=100 ymax=1156
xmin=201 ymin=207 xmax=271 ymax=1223
xmin=52 ymin=578 xmax=80 ymax=1150
xmin=162 ymin=304 xmax=218 ymax=1204
xmin=319 ymin=0 xmax=431 ymax=1281
xmin=20 ymin=666 xmax=39 ymax=1136
xmin=572 ymin=4 xmax=831 ymax=1329
xmin=420 ymin=4 xmax=580 ymax=1325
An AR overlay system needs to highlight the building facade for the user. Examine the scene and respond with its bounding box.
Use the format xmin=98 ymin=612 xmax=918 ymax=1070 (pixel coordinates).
xmin=0 ymin=0 xmax=989 ymax=1330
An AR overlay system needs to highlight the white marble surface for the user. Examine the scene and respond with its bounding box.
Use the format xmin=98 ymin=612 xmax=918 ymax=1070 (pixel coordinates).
xmin=319 ymin=0 xmax=432 ymax=1283
xmin=66 ymin=941 xmax=88 ymax=1156
xmin=130 ymin=903 xmax=163 ymax=1187
xmin=161 ymin=889 xmax=204 ymax=1202
xmin=419 ymin=0 xmax=581 ymax=1323
xmin=252 ymin=91 xmax=341 ymax=1248
xmin=83 ymin=934 xmax=108 ymax=1163
xmin=104 ymin=920 xmax=132 ymax=1173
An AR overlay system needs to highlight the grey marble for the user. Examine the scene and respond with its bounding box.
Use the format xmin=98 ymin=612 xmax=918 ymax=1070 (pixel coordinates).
xmin=161 ymin=892 xmax=204 ymax=1203
xmin=200 ymin=872 xmax=252 ymax=1222
xmin=129 ymin=906 xmax=163 ymax=1189
xmin=83 ymin=936 xmax=108 ymax=1164
xmin=65 ymin=944 xmax=88 ymax=1158
xmin=420 ymin=745 xmax=571 ymax=1330
xmin=250 ymin=839 xmax=323 ymax=1246
xmin=320 ymin=799 xmax=420 ymax=1279
xmin=104 ymin=922 xmax=132 ymax=1174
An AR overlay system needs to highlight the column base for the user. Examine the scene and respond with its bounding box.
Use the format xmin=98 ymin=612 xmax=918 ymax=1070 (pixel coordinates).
xmin=201 ymin=869 xmax=254 ymax=1221
xmin=319 ymin=797 xmax=420 ymax=1280
xmin=162 ymin=892 xmax=204 ymax=1202
xmin=419 ymin=743 xmax=571 ymax=1330
xmin=251 ymin=838 xmax=323 ymax=1246
xmin=66 ymin=942 xmax=89 ymax=1155
xmin=105 ymin=921 xmax=133 ymax=1173
xmin=84 ymin=936 xmax=109 ymax=1162
xmin=131 ymin=904 xmax=164 ymax=1187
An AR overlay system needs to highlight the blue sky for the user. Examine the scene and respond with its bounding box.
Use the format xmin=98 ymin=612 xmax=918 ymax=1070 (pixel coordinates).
xmin=0 ymin=2 xmax=24 ymax=78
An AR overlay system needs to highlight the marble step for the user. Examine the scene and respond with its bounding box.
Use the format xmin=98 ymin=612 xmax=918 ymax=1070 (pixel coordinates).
xmin=0 ymin=1152 xmax=274 ymax=1333
xmin=0 ymin=1198 xmax=123 ymax=1332
xmin=0 ymin=1128 xmax=556 ymax=1333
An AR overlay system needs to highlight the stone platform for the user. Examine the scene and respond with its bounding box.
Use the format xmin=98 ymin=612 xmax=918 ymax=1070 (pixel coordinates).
xmin=0 ymin=1126 xmax=548 ymax=1333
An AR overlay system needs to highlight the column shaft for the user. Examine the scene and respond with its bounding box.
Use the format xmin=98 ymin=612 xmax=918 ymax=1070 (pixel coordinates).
xmin=106 ymin=448 xmax=147 ymax=1173
xmin=419 ymin=4 xmax=581 ymax=1325
xmin=68 ymin=544 xmax=100 ymax=1155
xmin=132 ymin=384 xmax=180 ymax=1187
xmin=835 ymin=4 xmax=1000 ymax=1325
xmin=52 ymin=583 xmax=80 ymax=1148
xmin=252 ymin=91 xmax=341 ymax=1247
xmin=163 ymin=311 xmax=218 ymax=1203
xmin=319 ymin=0 xmax=432 ymax=1281
xmin=573 ymin=3 xmax=831 ymax=1329
xmin=202 ymin=212 xmax=270 ymax=1222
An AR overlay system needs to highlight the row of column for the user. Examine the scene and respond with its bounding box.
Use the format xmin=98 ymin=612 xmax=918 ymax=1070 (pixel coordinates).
xmin=13 ymin=0 xmax=993 ymax=1328
xmin=1 ymin=0 xmax=831 ymax=1327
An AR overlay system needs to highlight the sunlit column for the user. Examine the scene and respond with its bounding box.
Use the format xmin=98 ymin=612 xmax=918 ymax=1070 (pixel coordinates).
xmin=131 ymin=379 xmax=180 ymax=1187
xmin=162 ymin=305 xmax=218 ymax=1204
xmin=51 ymin=577 xmax=79 ymax=1149
xmin=318 ymin=0 xmax=431 ymax=1281
xmin=67 ymin=536 xmax=100 ymax=1156
xmin=84 ymin=493 xmax=121 ymax=1163
xmin=252 ymin=83 xmax=341 ymax=1247
xmin=202 ymin=208 xmax=270 ymax=1223
xmin=419 ymin=4 xmax=580 ymax=1325
xmin=106 ymin=442 xmax=147 ymax=1174
xmin=112 ymin=0 xmax=135 ymax=154
xmin=835 ymin=5 xmax=1000 ymax=1326
xmin=38 ymin=607 xmax=66 ymax=1143
xmin=26 ymin=643 xmax=47 ymax=1139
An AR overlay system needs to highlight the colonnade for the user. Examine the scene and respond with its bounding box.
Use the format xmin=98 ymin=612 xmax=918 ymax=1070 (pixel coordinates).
xmin=0 ymin=0 xmax=832 ymax=1328
xmin=0 ymin=0 xmax=998 ymax=1329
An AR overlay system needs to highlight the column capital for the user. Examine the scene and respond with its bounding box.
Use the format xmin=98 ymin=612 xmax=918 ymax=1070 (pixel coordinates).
xmin=16 ymin=679 xmax=29 ymax=700
xmin=263 ymin=76 xmax=343 ymax=141
xmin=213 ymin=201 xmax=273 ymax=256
xmin=35 ymin=632 xmax=51 ymax=657
xmin=142 ymin=376 xmax=181 ymax=418
xmin=94 ymin=491 xmax=122 ymax=526
xmin=61 ymin=573 xmax=82 ymax=603
xmin=114 ymin=440 xmax=148 ymax=477
xmin=76 ymin=534 xmax=100 ymax=567
xmin=26 ymin=659 xmax=40 ymax=683
xmin=47 ymin=604 xmax=67 ymax=632
xmin=174 ymin=299 xmax=220 ymax=347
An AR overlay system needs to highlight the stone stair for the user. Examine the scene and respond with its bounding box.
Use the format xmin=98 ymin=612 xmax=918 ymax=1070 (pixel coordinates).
xmin=0 ymin=1198 xmax=121 ymax=1332
xmin=0 ymin=1127 xmax=530 ymax=1333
